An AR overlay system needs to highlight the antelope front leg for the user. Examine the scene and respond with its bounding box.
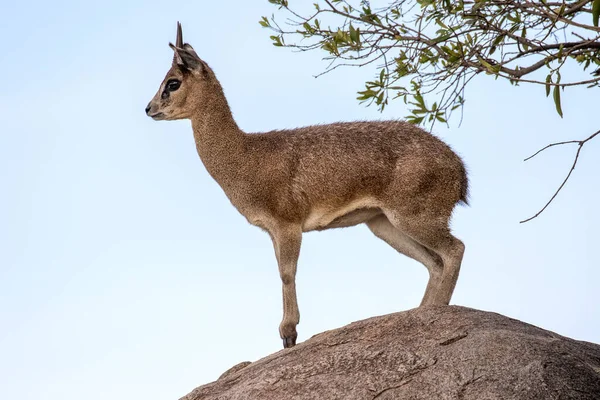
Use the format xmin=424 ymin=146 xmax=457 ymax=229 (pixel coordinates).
xmin=270 ymin=225 xmax=302 ymax=348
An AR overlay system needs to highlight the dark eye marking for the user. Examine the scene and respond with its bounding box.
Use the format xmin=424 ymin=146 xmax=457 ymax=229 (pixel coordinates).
xmin=166 ymin=79 xmax=181 ymax=92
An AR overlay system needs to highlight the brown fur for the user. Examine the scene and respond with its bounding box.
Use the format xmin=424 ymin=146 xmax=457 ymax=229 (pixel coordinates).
xmin=146 ymin=23 xmax=469 ymax=348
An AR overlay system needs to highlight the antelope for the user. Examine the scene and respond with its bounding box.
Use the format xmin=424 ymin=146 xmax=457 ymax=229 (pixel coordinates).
xmin=146 ymin=23 xmax=469 ymax=348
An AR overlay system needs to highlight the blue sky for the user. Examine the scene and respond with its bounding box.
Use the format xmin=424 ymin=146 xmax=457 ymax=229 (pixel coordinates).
xmin=1 ymin=1 xmax=598 ymax=399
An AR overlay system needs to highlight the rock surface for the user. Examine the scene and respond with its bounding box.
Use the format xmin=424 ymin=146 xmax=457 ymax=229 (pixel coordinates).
xmin=181 ymin=306 xmax=600 ymax=400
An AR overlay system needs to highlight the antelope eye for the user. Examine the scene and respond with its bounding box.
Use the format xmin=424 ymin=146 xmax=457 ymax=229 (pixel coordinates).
xmin=166 ymin=79 xmax=181 ymax=91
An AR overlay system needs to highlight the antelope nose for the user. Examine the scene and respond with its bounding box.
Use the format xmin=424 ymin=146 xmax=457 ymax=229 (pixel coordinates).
xmin=145 ymin=103 xmax=152 ymax=115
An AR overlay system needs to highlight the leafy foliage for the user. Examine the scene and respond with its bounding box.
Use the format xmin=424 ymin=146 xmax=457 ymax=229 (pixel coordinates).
xmin=262 ymin=0 xmax=600 ymax=128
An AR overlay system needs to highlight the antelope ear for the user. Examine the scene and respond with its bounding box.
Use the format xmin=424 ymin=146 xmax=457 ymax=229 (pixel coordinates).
xmin=169 ymin=43 xmax=206 ymax=74
xmin=183 ymin=43 xmax=201 ymax=60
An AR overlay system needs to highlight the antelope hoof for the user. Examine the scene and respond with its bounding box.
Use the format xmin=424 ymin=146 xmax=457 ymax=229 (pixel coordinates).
xmin=280 ymin=322 xmax=298 ymax=348
xmin=283 ymin=335 xmax=297 ymax=348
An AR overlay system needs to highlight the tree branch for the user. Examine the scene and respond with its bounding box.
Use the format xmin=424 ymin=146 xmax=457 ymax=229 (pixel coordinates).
xmin=520 ymin=129 xmax=600 ymax=223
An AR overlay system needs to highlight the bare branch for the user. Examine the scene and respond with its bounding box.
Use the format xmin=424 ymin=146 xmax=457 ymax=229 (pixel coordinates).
xmin=520 ymin=129 xmax=600 ymax=223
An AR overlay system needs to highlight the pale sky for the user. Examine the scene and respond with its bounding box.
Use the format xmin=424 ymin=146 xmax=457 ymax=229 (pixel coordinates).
xmin=1 ymin=1 xmax=598 ymax=400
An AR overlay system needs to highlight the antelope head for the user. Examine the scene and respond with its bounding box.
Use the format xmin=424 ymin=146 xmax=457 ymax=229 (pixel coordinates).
xmin=145 ymin=22 xmax=213 ymax=121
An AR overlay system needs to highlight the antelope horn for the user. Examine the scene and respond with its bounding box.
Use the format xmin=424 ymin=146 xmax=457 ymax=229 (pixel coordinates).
xmin=172 ymin=21 xmax=184 ymax=65
xmin=176 ymin=21 xmax=183 ymax=48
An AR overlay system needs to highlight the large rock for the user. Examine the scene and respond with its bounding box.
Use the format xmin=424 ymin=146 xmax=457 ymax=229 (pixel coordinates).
xmin=181 ymin=306 xmax=600 ymax=399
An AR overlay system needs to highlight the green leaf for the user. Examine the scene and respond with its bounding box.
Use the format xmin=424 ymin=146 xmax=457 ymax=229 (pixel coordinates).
xmin=553 ymin=85 xmax=563 ymax=118
xmin=413 ymin=91 xmax=425 ymax=108
xmin=545 ymin=74 xmax=552 ymax=97
xmin=593 ymin=0 xmax=600 ymax=27
xmin=270 ymin=35 xmax=283 ymax=47
xmin=479 ymin=58 xmax=499 ymax=74
xmin=407 ymin=116 xmax=424 ymax=125
xmin=349 ymin=24 xmax=360 ymax=44
xmin=521 ymin=27 xmax=528 ymax=51
xmin=259 ymin=16 xmax=270 ymax=28
xmin=557 ymin=43 xmax=564 ymax=59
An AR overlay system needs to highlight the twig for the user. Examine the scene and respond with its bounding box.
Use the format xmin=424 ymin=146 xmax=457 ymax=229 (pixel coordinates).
xmin=520 ymin=129 xmax=600 ymax=223
xmin=523 ymin=139 xmax=580 ymax=161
